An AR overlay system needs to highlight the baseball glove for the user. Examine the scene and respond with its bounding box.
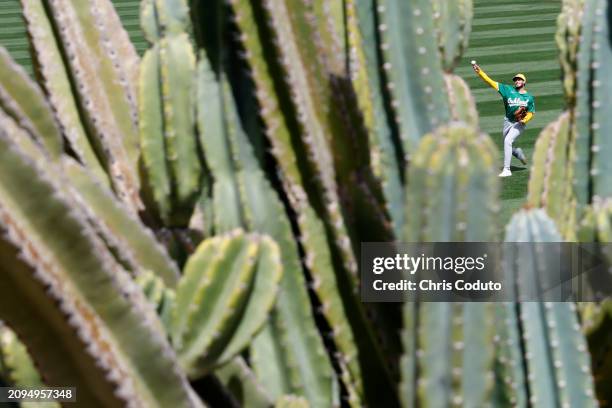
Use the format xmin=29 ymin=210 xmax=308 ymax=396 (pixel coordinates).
xmin=514 ymin=106 xmax=527 ymax=122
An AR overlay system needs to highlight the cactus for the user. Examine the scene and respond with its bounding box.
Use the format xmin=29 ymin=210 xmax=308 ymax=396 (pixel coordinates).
xmin=576 ymin=198 xmax=612 ymax=404
xmin=19 ymin=0 xmax=108 ymax=185
xmin=62 ymin=157 xmax=181 ymax=286
xmin=172 ymin=231 xmax=282 ymax=377
xmin=431 ymin=0 xmax=474 ymax=72
xmin=444 ymin=74 xmax=479 ymax=128
xmin=527 ymin=111 xmax=577 ymax=239
xmin=501 ymin=209 xmax=598 ymax=407
xmin=0 ymin=323 xmax=60 ymax=408
xmin=556 ymin=0 xmax=585 ymax=106
xmin=20 ymin=0 xmax=143 ymax=214
xmin=401 ymin=123 xmax=498 ymax=407
xmin=0 ymin=127 xmax=202 ymax=407
xmin=1 ymin=0 xmax=612 ymax=405
xmin=374 ymin=0 xmax=451 ymax=155
xmin=404 ymin=123 xmax=499 ymax=242
xmin=139 ymin=0 xmax=203 ymax=226
xmin=0 ymin=47 xmax=64 ymax=160
xmin=350 ymin=0 xmax=405 ymax=237
xmin=572 ymin=0 xmax=612 ymax=207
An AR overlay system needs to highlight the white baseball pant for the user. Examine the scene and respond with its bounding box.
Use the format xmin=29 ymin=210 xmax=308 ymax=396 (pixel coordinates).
xmin=502 ymin=116 xmax=525 ymax=169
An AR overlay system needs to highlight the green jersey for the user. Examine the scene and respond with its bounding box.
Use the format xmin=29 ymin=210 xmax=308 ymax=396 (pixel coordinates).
xmin=498 ymin=83 xmax=535 ymax=122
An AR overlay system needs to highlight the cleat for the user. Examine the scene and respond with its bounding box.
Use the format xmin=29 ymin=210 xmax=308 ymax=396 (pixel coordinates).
xmin=499 ymin=168 xmax=512 ymax=177
xmin=515 ymin=148 xmax=527 ymax=165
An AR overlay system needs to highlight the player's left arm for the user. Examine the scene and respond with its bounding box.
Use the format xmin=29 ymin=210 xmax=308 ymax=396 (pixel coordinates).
xmin=521 ymin=97 xmax=535 ymax=124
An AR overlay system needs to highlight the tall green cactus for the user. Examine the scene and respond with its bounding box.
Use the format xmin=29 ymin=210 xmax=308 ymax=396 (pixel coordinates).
xmin=431 ymin=0 xmax=473 ymax=72
xmin=374 ymin=0 xmax=451 ymax=154
xmin=136 ymin=230 xmax=283 ymax=378
xmin=576 ymin=198 xmax=612 ymax=404
xmin=19 ymin=0 xmax=108 ymax=185
xmin=1 ymin=0 xmax=611 ymax=405
xmin=527 ymin=111 xmax=577 ymax=239
xmin=502 ymin=209 xmax=597 ymax=407
xmin=573 ymin=0 xmax=612 ymax=207
xmin=401 ymin=123 xmax=498 ymax=407
xmin=0 ymin=127 xmax=202 ymax=407
xmin=20 ymin=0 xmax=143 ymax=214
xmin=194 ymin=46 xmax=339 ymax=405
xmin=404 ymin=123 xmax=499 ymax=242
xmin=556 ymin=0 xmax=585 ymax=106
xmin=0 ymin=47 xmax=64 ymax=161
xmin=139 ymin=0 xmax=203 ymax=226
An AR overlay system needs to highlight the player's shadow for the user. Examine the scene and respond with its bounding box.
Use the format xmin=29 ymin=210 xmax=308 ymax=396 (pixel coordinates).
xmin=509 ymin=165 xmax=528 ymax=172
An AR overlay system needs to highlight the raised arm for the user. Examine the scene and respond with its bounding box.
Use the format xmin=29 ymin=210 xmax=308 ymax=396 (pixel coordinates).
xmin=472 ymin=64 xmax=499 ymax=91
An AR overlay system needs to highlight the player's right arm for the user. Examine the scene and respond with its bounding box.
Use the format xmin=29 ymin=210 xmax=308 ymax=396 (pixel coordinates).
xmin=472 ymin=64 xmax=499 ymax=91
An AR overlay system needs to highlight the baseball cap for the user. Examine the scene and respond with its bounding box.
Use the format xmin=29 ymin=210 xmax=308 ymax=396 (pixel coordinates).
xmin=513 ymin=73 xmax=527 ymax=82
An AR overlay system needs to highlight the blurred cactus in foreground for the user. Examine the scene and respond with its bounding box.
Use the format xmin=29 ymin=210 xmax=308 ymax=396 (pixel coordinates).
xmin=0 ymin=0 xmax=610 ymax=406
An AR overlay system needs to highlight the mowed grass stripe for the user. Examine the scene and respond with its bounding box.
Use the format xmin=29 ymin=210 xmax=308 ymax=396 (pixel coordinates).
xmin=456 ymin=59 xmax=560 ymax=76
xmin=470 ymin=33 xmax=556 ymax=48
xmin=470 ymin=26 xmax=556 ymax=40
xmin=463 ymin=41 xmax=557 ymax=57
xmin=472 ymin=18 xmax=557 ymax=32
xmin=462 ymin=0 xmax=562 ymax=231
xmin=473 ymin=13 xmax=559 ymax=26
xmin=476 ymin=8 xmax=561 ymax=20
xmin=471 ymin=4 xmax=559 ymax=13
xmin=457 ymin=50 xmax=559 ymax=71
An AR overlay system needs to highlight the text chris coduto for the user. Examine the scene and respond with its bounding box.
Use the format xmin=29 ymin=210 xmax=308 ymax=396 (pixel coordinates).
xmin=370 ymin=253 xmax=502 ymax=292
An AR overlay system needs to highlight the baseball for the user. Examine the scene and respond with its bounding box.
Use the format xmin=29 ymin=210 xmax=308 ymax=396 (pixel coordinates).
xmin=471 ymin=60 xmax=477 ymax=65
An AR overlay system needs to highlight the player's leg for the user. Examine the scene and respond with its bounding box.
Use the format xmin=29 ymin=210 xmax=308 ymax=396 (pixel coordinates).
xmin=503 ymin=123 xmax=524 ymax=168
xmin=499 ymin=119 xmax=515 ymax=177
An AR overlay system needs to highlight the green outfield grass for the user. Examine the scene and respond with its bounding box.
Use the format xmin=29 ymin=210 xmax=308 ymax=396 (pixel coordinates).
xmin=460 ymin=0 xmax=565 ymax=235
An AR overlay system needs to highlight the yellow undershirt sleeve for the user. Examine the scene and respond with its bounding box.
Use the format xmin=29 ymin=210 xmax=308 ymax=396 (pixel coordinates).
xmin=478 ymin=69 xmax=499 ymax=91
xmin=522 ymin=111 xmax=534 ymax=124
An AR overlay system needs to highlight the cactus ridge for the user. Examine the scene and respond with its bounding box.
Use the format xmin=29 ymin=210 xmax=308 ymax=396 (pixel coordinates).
xmin=432 ymin=0 xmax=473 ymax=72
xmin=229 ymin=3 xmax=404 ymax=402
xmin=527 ymin=111 xmax=576 ymax=238
xmin=404 ymin=123 xmax=499 ymax=242
xmin=444 ymin=74 xmax=479 ymax=128
xmin=192 ymin=32 xmax=337 ymax=402
xmin=0 ymin=47 xmax=64 ymax=160
xmin=556 ymin=0 xmax=585 ymax=106
xmin=351 ymin=0 xmax=405 ymax=238
xmin=170 ymin=231 xmax=282 ymax=377
xmin=20 ymin=0 xmax=109 ymax=185
xmin=589 ymin=0 xmax=612 ymax=200
xmin=139 ymin=0 xmax=203 ymax=226
xmin=256 ymin=0 xmax=362 ymax=282
xmin=62 ymin=157 xmax=181 ymax=287
xmin=38 ymin=0 xmax=143 ymax=214
xmin=221 ymin=78 xmax=337 ymax=407
xmin=375 ymin=0 xmax=451 ymax=155
xmin=573 ymin=0 xmax=598 ymax=207
xmin=196 ymin=55 xmax=244 ymax=232
xmin=502 ymin=209 xmax=598 ymax=407
xmin=215 ymin=357 xmax=275 ymax=408
xmin=0 ymin=128 xmax=200 ymax=407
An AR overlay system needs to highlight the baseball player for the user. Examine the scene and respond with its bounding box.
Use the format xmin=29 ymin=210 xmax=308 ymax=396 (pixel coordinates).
xmin=472 ymin=63 xmax=535 ymax=177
